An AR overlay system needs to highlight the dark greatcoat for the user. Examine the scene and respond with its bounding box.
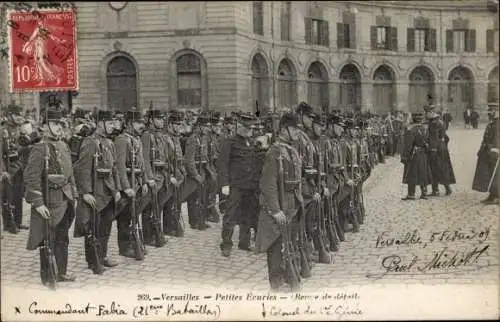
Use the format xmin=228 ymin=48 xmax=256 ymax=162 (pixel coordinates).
xmin=24 ymin=139 xmax=77 ymax=250
xmin=401 ymin=123 xmax=432 ymax=186
xmin=255 ymin=140 xmax=303 ymax=253
xmin=427 ymin=119 xmax=456 ymax=185
xmin=472 ymin=117 xmax=500 ymax=192
xmin=181 ymin=133 xmax=209 ymax=201
xmin=73 ymin=135 xmax=121 ymax=238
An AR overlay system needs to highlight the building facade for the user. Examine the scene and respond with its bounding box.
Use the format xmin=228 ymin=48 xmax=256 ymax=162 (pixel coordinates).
xmin=1 ymin=1 xmax=499 ymax=121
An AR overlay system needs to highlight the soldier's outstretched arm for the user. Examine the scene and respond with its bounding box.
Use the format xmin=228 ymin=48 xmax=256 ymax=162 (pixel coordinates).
xmin=73 ymin=137 xmax=96 ymax=195
xmin=259 ymin=147 xmax=280 ymax=215
xmin=23 ymin=143 xmax=45 ymax=209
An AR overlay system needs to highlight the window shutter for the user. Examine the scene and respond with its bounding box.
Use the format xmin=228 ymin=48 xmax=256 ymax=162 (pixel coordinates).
xmin=305 ymin=18 xmax=312 ymax=44
xmin=349 ymin=23 xmax=357 ymax=49
xmin=466 ymin=29 xmax=476 ymax=52
xmin=370 ymin=26 xmax=377 ymax=50
xmin=407 ymin=28 xmax=415 ymax=52
xmin=320 ymin=21 xmax=329 ymax=47
xmin=429 ymin=28 xmax=437 ymax=52
xmin=487 ymin=29 xmax=494 ymax=52
xmin=281 ymin=11 xmax=288 ymax=40
xmin=337 ymin=23 xmax=345 ymax=48
xmin=446 ymin=30 xmax=453 ymax=52
xmin=390 ymin=27 xmax=398 ymax=51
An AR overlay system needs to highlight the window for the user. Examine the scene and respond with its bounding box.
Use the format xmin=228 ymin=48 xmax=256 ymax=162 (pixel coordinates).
xmin=377 ymin=26 xmax=389 ymax=49
xmin=453 ymin=30 xmax=466 ymax=53
xmin=281 ymin=1 xmax=291 ymax=41
xmin=176 ymin=54 xmax=202 ymax=108
xmin=407 ymin=28 xmax=436 ymax=52
xmin=337 ymin=23 xmax=352 ymax=49
xmin=106 ymin=56 xmax=138 ymax=111
xmin=277 ymin=59 xmax=297 ymax=109
xmin=415 ymin=29 xmax=428 ymax=52
xmin=495 ymin=31 xmax=500 ymax=52
xmin=487 ymin=29 xmax=499 ymax=53
xmin=253 ymin=1 xmax=264 ymax=36
xmin=305 ymin=18 xmax=329 ymax=46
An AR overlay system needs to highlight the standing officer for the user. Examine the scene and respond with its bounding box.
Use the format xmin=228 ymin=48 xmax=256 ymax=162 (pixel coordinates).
xmin=183 ymin=112 xmax=212 ymax=230
xmin=73 ymin=110 xmax=121 ymax=273
xmin=218 ymin=113 xmax=259 ymax=257
xmin=141 ymin=108 xmax=169 ymax=248
xmin=473 ymin=107 xmax=499 ymax=204
xmin=401 ymin=112 xmax=432 ymax=200
xmin=2 ymin=103 xmax=27 ymax=234
xmin=163 ymin=110 xmax=186 ymax=237
xmin=114 ymin=108 xmax=152 ymax=258
xmin=24 ymin=107 xmax=78 ymax=284
xmin=255 ymin=112 xmax=303 ymax=291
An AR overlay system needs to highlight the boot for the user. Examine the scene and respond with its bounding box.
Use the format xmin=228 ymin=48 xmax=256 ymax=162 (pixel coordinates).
xmin=207 ymin=207 xmax=220 ymax=223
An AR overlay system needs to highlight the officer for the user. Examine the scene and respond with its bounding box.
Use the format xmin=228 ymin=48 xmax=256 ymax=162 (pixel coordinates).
xmin=114 ymin=108 xmax=152 ymax=259
xmin=73 ymin=110 xmax=121 ymax=274
xmin=183 ymin=112 xmax=211 ymax=230
xmin=163 ymin=110 xmax=186 ymax=237
xmin=24 ymin=107 xmax=78 ymax=284
xmin=218 ymin=113 xmax=260 ymax=257
xmin=206 ymin=112 xmax=223 ymax=223
xmin=255 ymin=112 xmax=303 ymax=291
xmin=2 ymin=103 xmax=27 ymax=234
xmin=401 ymin=112 xmax=431 ymax=200
xmin=141 ymin=108 xmax=168 ymax=248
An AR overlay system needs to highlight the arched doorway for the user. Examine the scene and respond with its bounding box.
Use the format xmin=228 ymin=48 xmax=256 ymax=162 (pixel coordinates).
xmin=339 ymin=64 xmax=361 ymax=112
xmin=372 ymin=65 xmax=396 ymax=115
xmin=488 ymin=66 xmax=499 ymax=105
xmin=277 ymin=58 xmax=297 ymax=109
xmin=307 ymin=61 xmax=329 ymax=113
xmin=409 ymin=66 xmax=435 ymax=113
xmin=448 ymin=66 xmax=474 ymax=121
xmin=106 ymin=55 xmax=138 ymax=111
xmin=251 ymin=53 xmax=269 ymax=114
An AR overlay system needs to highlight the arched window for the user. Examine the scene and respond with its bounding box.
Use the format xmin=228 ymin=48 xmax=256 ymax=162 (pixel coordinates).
xmin=409 ymin=66 xmax=435 ymax=113
xmin=106 ymin=56 xmax=138 ymax=111
xmin=372 ymin=65 xmax=396 ymax=114
xmin=488 ymin=66 xmax=499 ymax=104
xmin=448 ymin=66 xmax=474 ymax=120
xmin=277 ymin=58 xmax=297 ymax=109
xmin=251 ymin=53 xmax=269 ymax=114
xmin=338 ymin=64 xmax=361 ymax=112
xmin=307 ymin=61 xmax=329 ymax=112
xmin=176 ymin=53 xmax=202 ymax=109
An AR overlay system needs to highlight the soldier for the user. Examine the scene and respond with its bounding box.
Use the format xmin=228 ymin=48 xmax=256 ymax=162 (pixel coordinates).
xmin=218 ymin=113 xmax=260 ymax=257
xmin=2 ymin=103 xmax=28 ymax=234
xmin=114 ymin=108 xmax=152 ymax=259
xmin=255 ymin=112 xmax=303 ymax=292
xmin=69 ymin=108 xmax=94 ymax=163
xmin=24 ymin=107 xmax=78 ymax=284
xmin=73 ymin=110 xmax=121 ymax=274
xmin=472 ymin=108 xmax=499 ymax=204
xmin=206 ymin=112 xmax=223 ymax=223
xmin=425 ymin=107 xmax=455 ymax=196
xmin=183 ymin=112 xmax=212 ymax=230
xmin=401 ymin=113 xmax=432 ymax=200
xmin=163 ymin=110 xmax=186 ymax=237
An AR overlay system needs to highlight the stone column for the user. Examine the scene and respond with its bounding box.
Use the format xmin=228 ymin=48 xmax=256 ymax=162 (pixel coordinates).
xmin=296 ymin=76 xmax=307 ymax=104
xmin=329 ymin=81 xmax=338 ymax=112
xmin=397 ymin=80 xmax=409 ymax=112
xmin=361 ymin=80 xmax=372 ymax=112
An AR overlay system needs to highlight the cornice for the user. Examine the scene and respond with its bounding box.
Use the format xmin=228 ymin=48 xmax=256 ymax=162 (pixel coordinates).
xmin=343 ymin=0 xmax=492 ymax=12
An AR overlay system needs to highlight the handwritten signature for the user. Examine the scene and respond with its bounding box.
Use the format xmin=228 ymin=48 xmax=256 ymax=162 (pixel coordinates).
xmin=261 ymin=303 xmax=363 ymax=320
xmin=165 ymin=301 xmax=221 ymax=319
xmin=366 ymin=244 xmax=494 ymax=279
xmin=27 ymin=301 xmax=127 ymax=316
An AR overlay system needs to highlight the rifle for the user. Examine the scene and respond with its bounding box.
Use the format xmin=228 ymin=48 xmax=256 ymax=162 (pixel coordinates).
xmin=171 ymin=143 xmax=185 ymax=236
xmin=323 ymin=140 xmax=341 ymax=252
xmin=196 ymin=136 xmax=208 ymax=229
xmin=42 ymin=143 xmax=58 ymax=290
xmin=3 ymin=137 xmax=19 ymax=234
xmin=129 ymin=125 xmax=145 ymax=261
xmin=87 ymin=147 xmax=105 ymax=273
xmin=277 ymin=149 xmax=301 ymax=290
xmin=314 ymin=138 xmax=331 ymax=264
xmin=150 ymin=137 xmax=166 ymax=247
xmin=347 ymin=140 xmax=360 ymax=233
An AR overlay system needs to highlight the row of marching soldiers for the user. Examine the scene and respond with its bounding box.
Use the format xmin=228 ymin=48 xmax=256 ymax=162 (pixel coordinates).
xmin=0 ymin=101 xmax=400 ymax=291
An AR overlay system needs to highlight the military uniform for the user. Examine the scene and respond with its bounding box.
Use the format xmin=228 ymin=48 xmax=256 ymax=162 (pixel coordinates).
xmin=218 ymin=114 xmax=260 ymax=256
xmin=206 ymin=113 xmax=223 ymax=223
xmin=255 ymin=113 xmax=303 ymax=291
xmin=163 ymin=111 xmax=186 ymax=237
xmin=73 ymin=110 xmax=121 ymax=273
xmin=114 ymin=110 xmax=151 ymax=258
xmin=24 ymin=108 xmax=78 ymax=284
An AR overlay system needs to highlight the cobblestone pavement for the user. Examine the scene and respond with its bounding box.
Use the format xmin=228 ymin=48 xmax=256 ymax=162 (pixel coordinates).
xmin=1 ymin=127 xmax=498 ymax=292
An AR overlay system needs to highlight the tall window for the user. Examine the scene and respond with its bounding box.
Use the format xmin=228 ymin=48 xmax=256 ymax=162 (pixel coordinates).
xmin=253 ymin=1 xmax=264 ymax=36
xmin=337 ymin=23 xmax=351 ymax=48
xmin=487 ymin=29 xmax=499 ymax=53
xmin=107 ymin=56 xmax=138 ymax=111
xmin=453 ymin=30 xmax=466 ymax=53
xmin=307 ymin=62 xmax=329 ymax=111
xmin=251 ymin=53 xmax=269 ymax=114
xmin=281 ymin=1 xmax=291 ymax=41
xmin=446 ymin=28 xmax=476 ymax=53
xmin=377 ymin=26 xmax=389 ymax=49
xmin=277 ymin=59 xmax=297 ymax=109
xmin=305 ymin=18 xmax=329 ymax=46
xmin=339 ymin=64 xmax=361 ymax=112
xmin=409 ymin=66 xmax=435 ymax=113
xmin=415 ymin=29 xmax=428 ymax=52
xmin=176 ymin=54 xmax=202 ymax=108
xmin=372 ymin=65 xmax=395 ymax=114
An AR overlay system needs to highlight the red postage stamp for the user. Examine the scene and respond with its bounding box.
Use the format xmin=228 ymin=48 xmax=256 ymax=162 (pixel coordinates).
xmin=7 ymin=9 xmax=78 ymax=92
